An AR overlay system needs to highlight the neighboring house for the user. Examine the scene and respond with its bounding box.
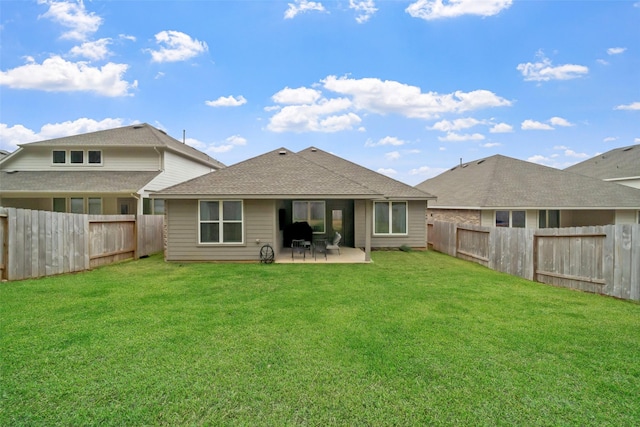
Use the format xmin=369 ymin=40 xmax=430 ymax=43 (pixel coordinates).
xmin=0 ymin=123 xmax=224 ymax=215
xmin=152 ymin=147 xmax=436 ymax=262
xmin=565 ymin=144 xmax=640 ymax=189
xmin=0 ymin=150 xmax=10 ymax=161
xmin=415 ymin=154 xmax=640 ymax=228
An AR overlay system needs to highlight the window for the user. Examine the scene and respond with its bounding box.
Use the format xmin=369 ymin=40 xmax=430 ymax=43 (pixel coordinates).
xmin=199 ymin=200 xmax=243 ymax=244
xmin=374 ymin=201 xmax=407 ymax=235
xmin=293 ymin=201 xmax=325 ymax=233
xmin=53 ymin=150 xmax=66 ymax=164
xmin=496 ymin=210 xmax=526 ymax=228
xmin=539 ymin=210 xmax=560 ymax=228
xmin=88 ymin=198 xmax=102 ymax=214
xmin=88 ymin=150 xmax=102 ymax=164
xmin=53 ymin=198 xmax=66 ymax=212
xmin=144 ymin=198 xmax=165 ymax=215
xmin=70 ymin=198 xmax=84 ymax=214
xmin=70 ymin=150 xmax=84 ymax=164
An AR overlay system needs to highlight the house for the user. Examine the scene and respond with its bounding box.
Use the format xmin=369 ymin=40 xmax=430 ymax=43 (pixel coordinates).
xmin=564 ymin=144 xmax=640 ymax=189
xmin=152 ymin=147 xmax=436 ymax=262
xmin=415 ymin=154 xmax=640 ymax=228
xmin=0 ymin=123 xmax=224 ymax=215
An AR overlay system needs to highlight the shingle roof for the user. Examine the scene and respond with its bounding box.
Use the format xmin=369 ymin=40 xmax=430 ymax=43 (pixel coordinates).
xmin=19 ymin=123 xmax=225 ymax=169
xmin=156 ymin=147 xmax=434 ymax=200
xmin=297 ymin=147 xmax=436 ymax=200
xmin=564 ymin=144 xmax=640 ymax=180
xmin=0 ymin=171 xmax=160 ymax=193
xmin=415 ymin=154 xmax=640 ymax=208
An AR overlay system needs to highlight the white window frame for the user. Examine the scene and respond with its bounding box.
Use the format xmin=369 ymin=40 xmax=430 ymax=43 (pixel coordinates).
xmin=292 ymin=200 xmax=326 ymax=234
xmin=373 ymin=201 xmax=408 ymax=236
xmin=51 ymin=149 xmax=103 ymax=165
xmin=198 ymin=200 xmax=244 ymax=245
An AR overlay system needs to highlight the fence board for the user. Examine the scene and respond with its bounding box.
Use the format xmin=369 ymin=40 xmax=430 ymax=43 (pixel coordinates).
xmin=428 ymin=220 xmax=639 ymax=302
xmin=0 ymin=207 xmax=164 ymax=281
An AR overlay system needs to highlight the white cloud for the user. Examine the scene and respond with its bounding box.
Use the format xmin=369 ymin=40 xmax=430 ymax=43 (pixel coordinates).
xmin=489 ymin=123 xmax=513 ymax=133
xmin=409 ymin=165 xmax=447 ymax=179
xmin=563 ymin=149 xmax=589 ymax=159
xmin=148 ymin=31 xmax=208 ymax=63
xmin=323 ymin=75 xmax=511 ymax=119
xmin=0 ymin=117 xmax=128 ymax=151
xmin=597 ymin=59 xmax=609 ymax=66
xmin=549 ymin=116 xmax=573 ymax=127
xmin=635 ymin=137 xmax=640 ymax=143
xmin=69 ymin=38 xmax=112 ymax=61
xmin=204 ymin=135 xmax=248 ymax=153
xmin=481 ymin=142 xmax=501 ymax=148
xmin=406 ymin=0 xmax=512 ymax=20
xmin=430 ymin=117 xmax=483 ymax=131
xmin=437 ymin=132 xmax=484 ymax=142
xmin=615 ymin=102 xmax=640 ymax=111
xmin=284 ymin=0 xmax=326 ymax=19
xmin=267 ymin=76 xmax=511 ymax=133
xmin=38 ymin=0 xmax=102 ymax=41
xmin=607 ymin=47 xmax=626 ymax=55
xmin=350 ymin=0 xmax=377 ymax=23
xmin=205 ymin=95 xmax=247 ymax=107
xmin=272 ymin=87 xmax=321 ymax=104
xmin=517 ymin=52 xmax=588 ymax=81
xmin=365 ymin=136 xmax=406 ymax=147
xmin=603 ymin=137 xmax=618 ymax=142
xmin=385 ymin=151 xmax=401 ymax=160
xmin=267 ymin=97 xmax=360 ymax=133
xmin=0 ymin=55 xmax=136 ymax=96
xmin=521 ymin=120 xmax=554 ymax=130
xmin=527 ymin=154 xmax=549 ymax=164
xmin=377 ymin=168 xmax=397 ymax=176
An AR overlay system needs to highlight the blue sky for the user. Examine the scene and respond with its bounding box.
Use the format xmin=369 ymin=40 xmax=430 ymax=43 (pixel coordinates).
xmin=1 ymin=0 xmax=638 ymax=185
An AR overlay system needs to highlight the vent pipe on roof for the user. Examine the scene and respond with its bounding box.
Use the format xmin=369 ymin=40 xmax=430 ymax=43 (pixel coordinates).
xmin=183 ymin=130 xmax=186 ymax=144
xmin=460 ymin=158 xmax=462 ymax=166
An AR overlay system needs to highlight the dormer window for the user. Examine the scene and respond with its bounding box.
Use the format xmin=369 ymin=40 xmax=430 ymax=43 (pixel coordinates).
xmin=70 ymin=150 xmax=84 ymax=164
xmin=88 ymin=150 xmax=102 ymax=164
xmin=51 ymin=150 xmax=102 ymax=165
xmin=52 ymin=150 xmax=66 ymax=164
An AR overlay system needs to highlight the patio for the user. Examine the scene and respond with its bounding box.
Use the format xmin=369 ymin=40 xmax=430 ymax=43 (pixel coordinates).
xmin=276 ymin=246 xmax=369 ymax=264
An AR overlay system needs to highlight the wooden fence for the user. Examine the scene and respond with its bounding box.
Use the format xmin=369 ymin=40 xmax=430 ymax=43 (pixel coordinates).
xmin=428 ymin=221 xmax=640 ymax=301
xmin=0 ymin=207 xmax=164 ymax=281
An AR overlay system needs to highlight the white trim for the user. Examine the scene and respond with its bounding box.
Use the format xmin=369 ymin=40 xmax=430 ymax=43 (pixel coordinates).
xmin=373 ymin=200 xmax=408 ymax=236
xmin=198 ymin=200 xmax=244 ymax=245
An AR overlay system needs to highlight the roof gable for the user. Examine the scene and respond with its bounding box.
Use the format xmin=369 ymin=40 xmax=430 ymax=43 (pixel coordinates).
xmin=16 ymin=123 xmax=225 ymax=169
xmin=157 ymin=147 xmax=435 ymax=199
xmin=416 ymin=154 xmax=640 ymax=208
xmin=297 ymin=147 xmax=435 ymax=200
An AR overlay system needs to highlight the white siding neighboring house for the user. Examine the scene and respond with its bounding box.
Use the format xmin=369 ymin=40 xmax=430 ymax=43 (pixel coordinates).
xmin=416 ymin=154 xmax=640 ymax=228
xmin=0 ymin=124 xmax=224 ymax=215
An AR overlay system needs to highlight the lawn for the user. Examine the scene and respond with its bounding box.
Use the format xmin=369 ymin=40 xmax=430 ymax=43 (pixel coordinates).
xmin=1 ymin=251 xmax=639 ymax=426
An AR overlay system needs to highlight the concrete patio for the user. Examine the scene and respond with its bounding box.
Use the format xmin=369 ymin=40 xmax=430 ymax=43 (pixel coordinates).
xmin=276 ymin=246 xmax=370 ymax=264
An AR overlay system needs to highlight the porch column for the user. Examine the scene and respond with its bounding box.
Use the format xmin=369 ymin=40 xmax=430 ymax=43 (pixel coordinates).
xmin=364 ymin=200 xmax=372 ymax=261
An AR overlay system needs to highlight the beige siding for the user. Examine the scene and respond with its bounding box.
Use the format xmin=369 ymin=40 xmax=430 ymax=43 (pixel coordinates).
xmin=145 ymin=151 xmax=215 ymax=192
xmin=354 ymin=200 xmax=426 ymax=249
xmin=165 ymin=199 xmax=276 ymax=261
xmin=1 ymin=146 xmax=159 ymax=171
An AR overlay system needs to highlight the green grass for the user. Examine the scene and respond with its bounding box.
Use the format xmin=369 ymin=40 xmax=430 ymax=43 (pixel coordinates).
xmin=1 ymin=251 xmax=639 ymax=426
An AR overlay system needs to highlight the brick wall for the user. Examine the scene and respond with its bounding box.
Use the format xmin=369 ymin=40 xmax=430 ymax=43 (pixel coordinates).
xmin=427 ymin=208 xmax=481 ymax=225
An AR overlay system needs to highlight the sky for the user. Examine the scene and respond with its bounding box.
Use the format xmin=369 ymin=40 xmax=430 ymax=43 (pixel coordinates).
xmin=1 ymin=0 xmax=639 ymax=185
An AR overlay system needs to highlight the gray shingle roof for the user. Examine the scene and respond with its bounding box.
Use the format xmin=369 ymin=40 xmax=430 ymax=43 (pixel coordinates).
xmin=297 ymin=147 xmax=436 ymax=200
xmin=564 ymin=144 xmax=640 ymax=180
xmin=0 ymin=171 xmax=160 ymax=193
xmin=19 ymin=123 xmax=225 ymax=169
xmin=156 ymin=147 xmax=435 ymax=199
xmin=416 ymin=154 xmax=640 ymax=208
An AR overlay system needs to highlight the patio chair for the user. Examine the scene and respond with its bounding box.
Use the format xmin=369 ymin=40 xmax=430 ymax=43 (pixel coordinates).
xmin=291 ymin=239 xmax=306 ymax=261
xmin=326 ymin=232 xmax=341 ymax=255
xmin=314 ymin=239 xmax=328 ymax=261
